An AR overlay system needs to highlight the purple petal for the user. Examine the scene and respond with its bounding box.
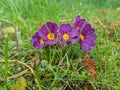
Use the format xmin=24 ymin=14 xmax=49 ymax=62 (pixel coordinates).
xmin=46 ymin=22 xmax=54 ymax=32
xmin=80 ymin=42 xmax=92 ymax=51
xmin=77 ymin=19 xmax=86 ymax=31
xmin=84 ymin=27 xmax=97 ymax=40
xmin=70 ymin=28 xmax=78 ymax=44
xmin=34 ymin=32 xmax=40 ymax=39
xmin=33 ymin=41 xmax=45 ymax=49
xmin=31 ymin=36 xmax=45 ymax=49
xmin=71 ymin=38 xmax=78 ymax=44
xmin=39 ymin=24 xmax=48 ymax=35
xmin=31 ymin=32 xmax=40 ymax=44
xmin=86 ymin=32 xmax=97 ymax=40
xmin=31 ymin=35 xmax=38 ymax=44
xmin=70 ymin=28 xmax=78 ymax=38
xmin=47 ymin=22 xmax=58 ymax=38
xmin=62 ymin=39 xmax=70 ymax=43
xmin=82 ymin=23 xmax=91 ymax=35
xmin=32 ymin=41 xmax=39 ymax=49
xmin=84 ymin=39 xmax=96 ymax=47
xmin=45 ymin=40 xmax=55 ymax=45
xmin=74 ymin=15 xmax=81 ymax=26
xmin=31 ymin=32 xmax=46 ymax=49
xmin=79 ymin=38 xmax=96 ymax=51
xmin=47 ymin=22 xmax=58 ymax=32
xmin=38 ymin=30 xmax=48 ymax=40
xmin=38 ymin=44 xmax=46 ymax=48
xmin=60 ymin=24 xmax=72 ymax=34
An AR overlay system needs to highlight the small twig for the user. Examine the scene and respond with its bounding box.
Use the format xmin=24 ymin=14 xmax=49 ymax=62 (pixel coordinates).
xmin=0 ymin=69 xmax=30 ymax=81
xmin=66 ymin=81 xmax=74 ymax=90
xmin=0 ymin=60 xmax=40 ymax=89
xmin=0 ymin=60 xmax=35 ymax=75
xmin=59 ymin=19 xmax=72 ymax=23
xmin=95 ymin=16 xmax=106 ymax=28
xmin=77 ymin=66 xmax=84 ymax=72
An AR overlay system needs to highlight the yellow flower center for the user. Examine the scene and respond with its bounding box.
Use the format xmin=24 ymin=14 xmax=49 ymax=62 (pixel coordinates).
xmin=79 ymin=34 xmax=85 ymax=41
xmin=63 ymin=33 xmax=70 ymax=40
xmin=39 ymin=39 xmax=44 ymax=45
xmin=47 ymin=33 xmax=55 ymax=40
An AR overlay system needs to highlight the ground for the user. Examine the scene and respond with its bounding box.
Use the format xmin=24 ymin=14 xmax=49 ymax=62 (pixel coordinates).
xmin=0 ymin=0 xmax=120 ymax=90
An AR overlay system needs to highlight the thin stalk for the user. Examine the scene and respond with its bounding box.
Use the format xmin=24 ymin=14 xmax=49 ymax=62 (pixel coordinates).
xmin=4 ymin=35 xmax=9 ymax=89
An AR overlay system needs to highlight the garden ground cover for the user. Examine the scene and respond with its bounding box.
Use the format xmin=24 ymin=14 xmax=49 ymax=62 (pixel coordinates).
xmin=0 ymin=0 xmax=120 ymax=90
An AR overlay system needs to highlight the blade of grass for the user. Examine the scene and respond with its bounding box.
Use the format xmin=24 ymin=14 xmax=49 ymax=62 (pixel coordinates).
xmin=4 ymin=34 xmax=9 ymax=89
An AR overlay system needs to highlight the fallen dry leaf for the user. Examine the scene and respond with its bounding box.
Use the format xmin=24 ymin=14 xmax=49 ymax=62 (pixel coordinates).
xmin=83 ymin=54 xmax=97 ymax=80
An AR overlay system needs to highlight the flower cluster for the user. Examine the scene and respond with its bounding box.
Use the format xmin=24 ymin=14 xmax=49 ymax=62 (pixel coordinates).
xmin=31 ymin=15 xmax=97 ymax=52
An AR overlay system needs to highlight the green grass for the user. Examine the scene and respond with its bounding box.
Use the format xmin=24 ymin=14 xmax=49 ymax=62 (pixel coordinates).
xmin=0 ymin=0 xmax=120 ymax=90
xmin=4 ymin=34 xmax=9 ymax=89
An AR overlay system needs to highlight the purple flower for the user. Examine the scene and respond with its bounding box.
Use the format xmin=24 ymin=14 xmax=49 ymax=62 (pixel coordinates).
xmin=74 ymin=15 xmax=86 ymax=31
xmin=31 ymin=15 xmax=97 ymax=51
xmin=38 ymin=22 xmax=58 ymax=45
xmin=31 ymin=32 xmax=46 ymax=49
xmin=78 ymin=23 xmax=97 ymax=51
xmin=59 ymin=24 xmax=78 ymax=44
